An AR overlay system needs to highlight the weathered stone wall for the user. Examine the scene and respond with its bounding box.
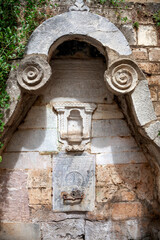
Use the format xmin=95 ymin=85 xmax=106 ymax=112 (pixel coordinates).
xmin=0 ymin=1 xmax=160 ymax=239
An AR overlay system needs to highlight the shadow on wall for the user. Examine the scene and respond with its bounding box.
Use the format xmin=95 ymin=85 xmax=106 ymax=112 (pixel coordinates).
xmin=0 ymin=105 xmax=51 ymax=224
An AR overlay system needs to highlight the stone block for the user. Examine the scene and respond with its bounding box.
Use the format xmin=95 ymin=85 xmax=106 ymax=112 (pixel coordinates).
xmin=96 ymin=165 xmax=113 ymax=185
xmin=149 ymin=48 xmax=160 ymax=61
xmin=132 ymin=48 xmax=148 ymax=60
xmin=27 ymin=168 xmax=52 ymax=188
xmin=86 ymin=204 xmax=110 ymax=221
xmin=91 ymin=136 xmax=139 ymax=153
xmin=149 ymin=220 xmax=160 ymax=240
xmin=147 ymin=75 xmax=160 ymax=86
xmin=0 ymin=152 xmax=51 ymax=169
xmin=96 ymin=151 xmax=147 ymax=165
xmin=53 ymin=153 xmax=95 ymax=212
xmin=0 ymin=223 xmax=41 ymax=240
xmin=156 ymin=172 xmax=160 ymax=203
xmin=41 ymin=219 xmax=85 ymax=240
xmin=154 ymin=102 xmax=160 ymax=116
xmin=143 ymin=121 xmax=160 ymax=140
xmin=130 ymin=80 xmax=157 ymax=126
xmin=28 ymin=188 xmax=51 ymax=205
xmin=138 ymin=25 xmax=157 ymax=46
xmin=92 ymin=103 xmax=124 ymax=120
xmin=6 ymin=129 xmax=57 ymax=152
xmin=147 ymin=144 xmax=160 ymax=166
xmin=96 ymin=171 xmax=136 ymax=203
xmin=30 ymin=205 xmax=85 ymax=222
xmin=4 ymin=65 xmax=21 ymax=126
xmin=85 ymin=220 xmax=150 ymax=240
xmin=18 ymin=105 xmax=57 ymax=129
xmin=42 ymin=59 xmax=109 ymax=104
xmin=154 ymin=136 xmax=160 ymax=148
xmin=96 ymin=163 xmax=154 ymax=202
xmin=92 ymin=119 xmax=131 ymax=138
xmin=111 ymin=202 xmax=143 ymax=220
xmin=0 ymin=169 xmax=30 ymax=221
xmin=96 ymin=185 xmax=118 ymax=202
xmin=149 ymin=86 xmax=158 ymax=101
xmin=115 ymin=189 xmax=136 ymax=202
xmin=122 ymin=219 xmax=150 ymax=240
xmin=107 ymin=7 xmax=132 ymax=24
xmin=120 ymin=24 xmax=137 ymax=45
xmin=138 ymin=62 xmax=160 ymax=74
xmin=85 ymin=220 xmax=122 ymax=240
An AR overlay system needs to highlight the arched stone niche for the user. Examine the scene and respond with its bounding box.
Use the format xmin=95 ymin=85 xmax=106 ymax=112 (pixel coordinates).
xmin=2 ymin=9 xmax=160 ymax=166
xmin=1 ymin=4 xmax=160 ymax=237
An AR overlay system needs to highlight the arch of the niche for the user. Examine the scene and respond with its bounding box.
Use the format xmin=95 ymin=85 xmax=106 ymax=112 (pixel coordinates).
xmin=25 ymin=11 xmax=132 ymax=58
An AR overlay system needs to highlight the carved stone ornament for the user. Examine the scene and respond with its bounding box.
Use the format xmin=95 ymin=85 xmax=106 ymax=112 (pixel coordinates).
xmin=105 ymin=62 xmax=138 ymax=95
xmin=53 ymin=153 xmax=95 ymax=212
xmin=17 ymin=55 xmax=52 ymax=94
xmin=52 ymin=102 xmax=96 ymax=151
xmin=69 ymin=0 xmax=89 ymax=12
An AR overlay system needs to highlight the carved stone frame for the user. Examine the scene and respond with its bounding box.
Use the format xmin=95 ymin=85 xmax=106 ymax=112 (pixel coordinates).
xmin=53 ymin=102 xmax=96 ymax=151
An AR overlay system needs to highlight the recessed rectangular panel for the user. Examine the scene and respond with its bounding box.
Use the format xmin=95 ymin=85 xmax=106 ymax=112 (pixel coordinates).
xmin=42 ymin=59 xmax=107 ymax=104
xmin=53 ymin=153 xmax=95 ymax=212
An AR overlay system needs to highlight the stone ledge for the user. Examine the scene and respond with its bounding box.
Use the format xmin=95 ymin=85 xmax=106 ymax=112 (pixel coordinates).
xmin=0 ymin=152 xmax=51 ymax=170
xmin=41 ymin=219 xmax=85 ymax=240
xmin=0 ymin=223 xmax=41 ymax=240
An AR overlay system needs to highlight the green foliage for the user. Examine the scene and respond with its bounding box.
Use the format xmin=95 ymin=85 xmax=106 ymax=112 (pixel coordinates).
xmin=0 ymin=0 xmax=53 ymax=149
xmin=99 ymin=0 xmax=125 ymax=6
xmin=109 ymin=0 xmax=125 ymax=7
xmin=153 ymin=10 xmax=160 ymax=27
xmin=133 ymin=21 xmax=139 ymax=30
xmin=99 ymin=0 xmax=130 ymax=23
xmin=121 ymin=16 xmax=128 ymax=23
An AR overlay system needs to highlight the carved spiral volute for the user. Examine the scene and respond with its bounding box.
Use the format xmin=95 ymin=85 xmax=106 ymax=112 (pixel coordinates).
xmin=105 ymin=61 xmax=138 ymax=95
xmin=17 ymin=55 xmax=51 ymax=93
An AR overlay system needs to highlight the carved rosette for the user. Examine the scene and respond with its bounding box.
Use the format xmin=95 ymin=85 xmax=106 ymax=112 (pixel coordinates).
xmin=105 ymin=62 xmax=138 ymax=95
xmin=17 ymin=55 xmax=52 ymax=93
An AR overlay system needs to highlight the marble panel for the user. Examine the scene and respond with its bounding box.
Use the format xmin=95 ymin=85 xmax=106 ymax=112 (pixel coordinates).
xmin=53 ymin=153 xmax=95 ymax=212
xmin=41 ymin=59 xmax=110 ymax=104
xmin=6 ymin=129 xmax=57 ymax=152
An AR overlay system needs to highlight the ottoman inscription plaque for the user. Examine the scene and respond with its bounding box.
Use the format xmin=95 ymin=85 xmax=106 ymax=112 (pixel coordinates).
xmin=53 ymin=153 xmax=95 ymax=212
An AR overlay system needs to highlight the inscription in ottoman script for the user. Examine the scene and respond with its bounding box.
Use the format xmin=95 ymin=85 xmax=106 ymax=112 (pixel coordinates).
xmin=53 ymin=153 xmax=95 ymax=212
